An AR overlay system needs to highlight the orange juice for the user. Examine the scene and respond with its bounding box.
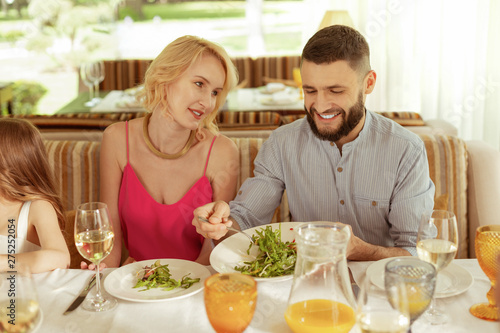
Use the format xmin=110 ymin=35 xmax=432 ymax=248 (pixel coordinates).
xmin=284 ymin=299 xmax=355 ymax=333
xmin=204 ymin=274 xmax=257 ymax=333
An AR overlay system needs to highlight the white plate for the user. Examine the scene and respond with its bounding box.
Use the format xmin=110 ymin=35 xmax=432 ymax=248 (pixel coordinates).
xmin=366 ymin=257 xmax=474 ymax=298
xmin=210 ymin=222 xmax=303 ymax=282
xmin=260 ymin=97 xmax=298 ymax=106
xmin=104 ymin=259 xmax=211 ymax=302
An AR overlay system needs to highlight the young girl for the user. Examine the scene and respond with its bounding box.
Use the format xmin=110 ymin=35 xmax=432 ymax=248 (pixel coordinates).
xmin=0 ymin=118 xmax=70 ymax=273
xmin=98 ymin=35 xmax=240 ymax=267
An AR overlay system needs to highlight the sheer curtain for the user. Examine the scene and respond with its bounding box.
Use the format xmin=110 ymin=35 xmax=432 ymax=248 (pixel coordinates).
xmin=303 ymin=0 xmax=500 ymax=150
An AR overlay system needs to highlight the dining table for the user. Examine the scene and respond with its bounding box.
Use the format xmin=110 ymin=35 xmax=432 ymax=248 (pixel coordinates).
xmin=30 ymin=259 xmax=499 ymax=333
xmin=56 ymin=87 xmax=306 ymax=116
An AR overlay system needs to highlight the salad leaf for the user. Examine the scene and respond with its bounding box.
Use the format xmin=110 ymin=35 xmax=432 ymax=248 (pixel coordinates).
xmin=234 ymin=224 xmax=296 ymax=278
xmin=134 ymin=260 xmax=200 ymax=291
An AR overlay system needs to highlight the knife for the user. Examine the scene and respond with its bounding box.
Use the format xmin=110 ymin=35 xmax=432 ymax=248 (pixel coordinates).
xmin=63 ymin=273 xmax=101 ymax=315
xmin=348 ymin=267 xmax=360 ymax=298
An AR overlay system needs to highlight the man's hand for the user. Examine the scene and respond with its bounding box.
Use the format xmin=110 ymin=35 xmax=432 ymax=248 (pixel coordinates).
xmin=193 ymin=201 xmax=233 ymax=240
xmin=341 ymin=223 xmax=411 ymax=261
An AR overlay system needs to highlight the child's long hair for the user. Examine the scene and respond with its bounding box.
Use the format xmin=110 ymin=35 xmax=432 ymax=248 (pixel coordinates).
xmin=0 ymin=118 xmax=65 ymax=229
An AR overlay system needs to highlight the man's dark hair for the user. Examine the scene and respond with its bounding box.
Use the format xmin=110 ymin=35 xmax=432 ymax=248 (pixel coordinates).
xmin=302 ymin=25 xmax=371 ymax=76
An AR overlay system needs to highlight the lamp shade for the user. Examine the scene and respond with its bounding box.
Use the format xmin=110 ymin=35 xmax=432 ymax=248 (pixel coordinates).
xmin=318 ymin=10 xmax=354 ymax=30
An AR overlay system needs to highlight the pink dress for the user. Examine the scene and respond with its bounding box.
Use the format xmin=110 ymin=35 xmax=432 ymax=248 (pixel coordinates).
xmin=118 ymin=122 xmax=215 ymax=261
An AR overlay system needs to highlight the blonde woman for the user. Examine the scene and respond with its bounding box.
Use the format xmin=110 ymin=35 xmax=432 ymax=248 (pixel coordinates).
xmin=96 ymin=35 xmax=239 ymax=268
xmin=0 ymin=119 xmax=70 ymax=273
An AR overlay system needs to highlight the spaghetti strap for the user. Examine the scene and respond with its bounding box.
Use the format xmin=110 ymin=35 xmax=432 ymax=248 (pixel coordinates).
xmin=203 ymin=136 xmax=217 ymax=176
xmin=125 ymin=121 xmax=130 ymax=163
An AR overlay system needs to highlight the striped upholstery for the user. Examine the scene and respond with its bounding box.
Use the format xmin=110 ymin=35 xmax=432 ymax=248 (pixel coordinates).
xmin=84 ymin=56 xmax=302 ymax=91
xmin=420 ymin=134 xmax=468 ymax=258
xmin=376 ymin=112 xmax=425 ymax=126
xmin=217 ymin=111 xmax=282 ymax=131
xmin=230 ymin=137 xmax=290 ymax=223
xmin=249 ymin=56 xmax=301 ymax=88
xmin=44 ymin=140 xmax=101 ymax=212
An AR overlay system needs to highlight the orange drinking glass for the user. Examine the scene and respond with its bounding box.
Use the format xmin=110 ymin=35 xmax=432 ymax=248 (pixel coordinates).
xmin=204 ymin=273 xmax=257 ymax=333
xmin=470 ymin=225 xmax=500 ymax=321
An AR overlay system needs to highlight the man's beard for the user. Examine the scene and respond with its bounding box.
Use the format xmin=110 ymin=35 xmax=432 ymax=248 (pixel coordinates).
xmin=306 ymin=92 xmax=365 ymax=142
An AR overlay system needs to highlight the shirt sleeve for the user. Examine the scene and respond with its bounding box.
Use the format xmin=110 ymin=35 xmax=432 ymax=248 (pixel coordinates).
xmin=388 ymin=140 xmax=435 ymax=255
xmin=229 ymin=134 xmax=286 ymax=230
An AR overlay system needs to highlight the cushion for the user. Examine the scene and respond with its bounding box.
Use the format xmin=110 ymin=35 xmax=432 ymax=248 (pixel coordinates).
xmin=44 ymin=140 xmax=101 ymax=212
xmin=63 ymin=210 xmax=82 ymax=269
xmin=377 ymin=111 xmax=425 ymax=126
xmin=419 ymin=134 xmax=468 ymax=258
xmin=217 ymin=111 xmax=281 ymax=131
xmin=229 ymin=137 xmax=290 ymax=223
xmin=251 ymin=55 xmax=301 ymax=88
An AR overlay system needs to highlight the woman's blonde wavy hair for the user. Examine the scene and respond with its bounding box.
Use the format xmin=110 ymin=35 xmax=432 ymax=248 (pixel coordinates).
xmin=0 ymin=119 xmax=65 ymax=229
xmin=137 ymin=35 xmax=238 ymax=135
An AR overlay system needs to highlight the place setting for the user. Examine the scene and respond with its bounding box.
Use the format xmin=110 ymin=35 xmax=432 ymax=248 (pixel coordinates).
xmin=256 ymin=83 xmax=301 ymax=106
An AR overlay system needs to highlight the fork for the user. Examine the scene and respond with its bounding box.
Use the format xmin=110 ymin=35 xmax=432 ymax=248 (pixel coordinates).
xmin=197 ymin=216 xmax=255 ymax=245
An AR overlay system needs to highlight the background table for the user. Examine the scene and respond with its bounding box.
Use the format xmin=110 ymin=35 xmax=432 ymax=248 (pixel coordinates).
xmin=56 ymin=88 xmax=306 ymax=116
xmin=32 ymin=259 xmax=498 ymax=332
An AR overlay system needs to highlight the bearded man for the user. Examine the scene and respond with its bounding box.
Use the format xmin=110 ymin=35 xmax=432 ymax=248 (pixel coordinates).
xmin=193 ymin=25 xmax=435 ymax=260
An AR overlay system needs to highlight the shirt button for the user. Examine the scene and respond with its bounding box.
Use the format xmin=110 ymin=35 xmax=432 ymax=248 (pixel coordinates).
xmin=340 ymin=200 xmax=345 ymax=205
xmin=238 ymin=191 xmax=242 ymax=195
xmin=337 ymin=167 xmax=343 ymax=172
xmin=372 ymin=201 xmax=377 ymax=206
xmin=330 ymin=142 xmax=334 ymax=146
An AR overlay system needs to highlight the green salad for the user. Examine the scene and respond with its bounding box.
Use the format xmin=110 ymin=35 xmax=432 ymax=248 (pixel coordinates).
xmin=134 ymin=260 xmax=200 ymax=291
xmin=234 ymin=224 xmax=297 ymax=278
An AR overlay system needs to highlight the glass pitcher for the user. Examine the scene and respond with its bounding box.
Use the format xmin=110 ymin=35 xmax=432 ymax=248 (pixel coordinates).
xmin=284 ymin=222 xmax=356 ymax=333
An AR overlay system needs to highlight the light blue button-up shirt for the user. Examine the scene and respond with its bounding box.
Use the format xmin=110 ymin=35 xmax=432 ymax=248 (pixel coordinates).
xmin=230 ymin=110 xmax=435 ymax=255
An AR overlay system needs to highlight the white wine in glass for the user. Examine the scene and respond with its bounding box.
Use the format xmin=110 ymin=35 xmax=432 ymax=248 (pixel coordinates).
xmin=75 ymin=202 xmax=116 ymax=312
xmin=416 ymin=209 xmax=458 ymax=324
xmin=0 ymin=264 xmax=40 ymax=332
xmin=356 ymin=275 xmax=410 ymax=333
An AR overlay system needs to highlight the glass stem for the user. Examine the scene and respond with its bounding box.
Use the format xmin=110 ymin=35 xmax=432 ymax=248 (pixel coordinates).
xmin=94 ymin=82 xmax=100 ymax=99
xmin=94 ymin=262 xmax=103 ymax=304
xmin=88 ymin=85 xmax=94 ymax=101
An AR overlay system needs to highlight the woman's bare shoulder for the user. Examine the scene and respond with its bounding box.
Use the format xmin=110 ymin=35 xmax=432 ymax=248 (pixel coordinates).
xmin=211 ymin=133 xmax=238 ymax=160
xmin=102 ymin=118 xmax=144 ymax=143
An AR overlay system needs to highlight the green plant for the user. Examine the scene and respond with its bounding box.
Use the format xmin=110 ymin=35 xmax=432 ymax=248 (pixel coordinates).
xmin=0 ymin=30 xmax=25 ymax=43
xmin=12 ymin=80 xmax=48 ymax=115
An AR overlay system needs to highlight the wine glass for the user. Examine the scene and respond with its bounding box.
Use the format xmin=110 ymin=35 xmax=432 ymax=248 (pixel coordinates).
xmin=356 ymin=274 xmax=410 ymax=333
xmin=470 ymin=225 xmax=500 ymax=321
xmin=385 ymin=257 xmax=437 ymax=332
xmin=204 ymin=273 xmax=257 ymax=333
xmin=92 ymin=61 xmax=105 ymax=103
xmin=0 ymin=264 xmax=40 ymax=332
xmin=80 ymin=62 xmax=97 ymax=107
xmin=74 ymin=202 xmax=116 ymax=312
xmin=416 ymin=210 xmax=458 ymax=324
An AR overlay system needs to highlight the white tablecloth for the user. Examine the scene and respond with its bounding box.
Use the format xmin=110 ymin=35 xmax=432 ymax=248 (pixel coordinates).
xmin=32 ymin=259 xmax=499 ymax=332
